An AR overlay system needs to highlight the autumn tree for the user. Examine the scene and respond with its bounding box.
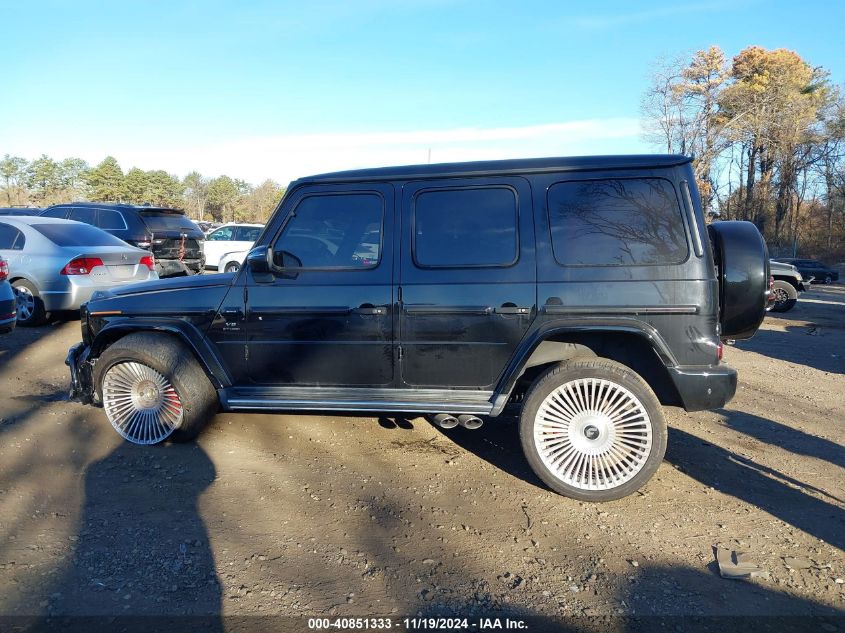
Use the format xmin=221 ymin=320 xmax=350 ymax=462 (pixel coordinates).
xmin=0 ymin=155 xmax=29 ymax=205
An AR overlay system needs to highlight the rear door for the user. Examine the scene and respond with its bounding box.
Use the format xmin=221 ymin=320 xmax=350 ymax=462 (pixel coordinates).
xmin=398 ymin=177 xmax=536 ymax=389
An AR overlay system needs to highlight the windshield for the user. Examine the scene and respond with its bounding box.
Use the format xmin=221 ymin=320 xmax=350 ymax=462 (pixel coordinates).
xmin=32 ymin=223 xmax=130 ymax=247
xmin=139 ymin=211 xmax=199 ymax=233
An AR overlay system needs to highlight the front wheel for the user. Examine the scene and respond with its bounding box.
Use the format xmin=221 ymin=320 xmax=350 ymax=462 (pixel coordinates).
xmin=770 ymin=279 xmax=798 ymax=313
xmin=94 ymin=333 xmax=218 ymax=444
xmin=519 ymin=358 xmax=667 ymax=502
xmin=824 ymin=275 xmax=833 ymax=285
xmin=224 ymin=261 xmax=240 ymax=273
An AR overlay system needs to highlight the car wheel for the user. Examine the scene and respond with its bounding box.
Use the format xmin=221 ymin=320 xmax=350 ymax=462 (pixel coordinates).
xmin=12 ymin=280 xmax=46 ymax=326
xmin=770 ymin=280 xmax=798 ymax=313
xmin=824 ymin=275 xmax=833 ymax=285
xmin=519 ymin=358 xmax=667 ymax=502
xmin=224 ymin=262 xmax=240 ymax=273
xmin=94 ymin=333 xmax=218 ymax=445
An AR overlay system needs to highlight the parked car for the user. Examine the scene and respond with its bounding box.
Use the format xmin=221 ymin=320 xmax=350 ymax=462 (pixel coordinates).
xmin=202 ymin=223 xmax=263 ymax=270
xmin=0 ymin=216 xmax=158 ymax=326
xmin=769 ymin=260 xmax=810 ymax=312
xmin=0 ymin=255 xmax=15 ymax=334
xmin=40 ymin=203 xmax=205 ymax=277
xmin=66 ymin=155 xmax=769 ymax=502
xmin=778 ymin=258 xmax=839 ymax=284
xmin=0 ymin=207 xmax=41 ymax=216
xmin=217 ymin=248 xmax=250 ymax=273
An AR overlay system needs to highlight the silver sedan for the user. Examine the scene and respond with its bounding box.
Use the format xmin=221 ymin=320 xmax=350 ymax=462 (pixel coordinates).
xmin=0 ymin=216 xmax=159 ymax=326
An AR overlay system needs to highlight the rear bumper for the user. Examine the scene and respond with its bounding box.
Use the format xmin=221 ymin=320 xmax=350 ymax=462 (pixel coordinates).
xmin=155 ymin=257 xmax=205 ymax=277
xmin=41 ymin=273 xmax=159 ymax=312
xmin=667 ymin=365 xmax=737 ymax=412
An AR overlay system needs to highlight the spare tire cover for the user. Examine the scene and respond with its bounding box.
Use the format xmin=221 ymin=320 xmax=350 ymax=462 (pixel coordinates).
xmin=708 ymin=221 xmax=769 ymax=340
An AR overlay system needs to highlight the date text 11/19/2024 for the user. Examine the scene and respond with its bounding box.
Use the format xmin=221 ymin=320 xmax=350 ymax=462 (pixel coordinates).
xmin=307 ymin=617 xmax=529 ymax=630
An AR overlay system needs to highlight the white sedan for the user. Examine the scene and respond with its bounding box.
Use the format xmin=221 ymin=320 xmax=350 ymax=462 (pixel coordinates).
xmin=202 ymin=223 xmax=263 ymax=270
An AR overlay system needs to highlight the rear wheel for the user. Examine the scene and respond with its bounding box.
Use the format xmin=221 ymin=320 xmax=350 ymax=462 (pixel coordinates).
xmin=12 ymin=280 xmax=46 ymax=326
xmin=519 ymin=358 xmax=667 ymax=502
xmin=824 ymin=275 xmax=833 ymax=285
xmin=770 ymin=280 xmax=798 ymax=313
xmin=94 ymin=333 xmax=218 ymax=444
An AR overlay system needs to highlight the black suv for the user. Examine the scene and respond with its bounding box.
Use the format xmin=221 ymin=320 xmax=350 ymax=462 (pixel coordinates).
xmin=40 ymin=203 xmax=205 ymax=277
xmin=66 ymin=156 xmax=769 ymax=501
xmin=778 ymin=258 xmax=838 ymax=285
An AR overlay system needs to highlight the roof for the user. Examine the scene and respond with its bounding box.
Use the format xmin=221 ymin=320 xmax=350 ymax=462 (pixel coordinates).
xmin=0 ymin=216 xmax=85 ymax=226
xmin=44 ymin=202 xmax=184 ymax=213
xmin=298 ymin=154 xmax=692 ymax=184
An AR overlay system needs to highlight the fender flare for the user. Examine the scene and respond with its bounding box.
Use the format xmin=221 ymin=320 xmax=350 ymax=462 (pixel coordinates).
xmin=90 ymin=317 xmax=232 ymax=389
xmin=490 ymin=318 xmax=677 ymax=415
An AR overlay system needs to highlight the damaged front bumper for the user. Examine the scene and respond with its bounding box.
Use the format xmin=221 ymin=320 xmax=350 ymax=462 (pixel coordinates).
xmin=66 ymin=342 xmax=97 ymax=404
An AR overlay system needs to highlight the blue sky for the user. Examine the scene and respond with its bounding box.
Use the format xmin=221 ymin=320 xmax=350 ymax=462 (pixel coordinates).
xmin=1 ymin=0 xmax=843 ymax=184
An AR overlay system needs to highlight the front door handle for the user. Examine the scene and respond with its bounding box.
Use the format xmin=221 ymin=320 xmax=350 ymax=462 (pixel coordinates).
xmin=494 ymin=306 xmax=531 ymax=315
xmin=353 ymin=306 xmax=387 ymax=316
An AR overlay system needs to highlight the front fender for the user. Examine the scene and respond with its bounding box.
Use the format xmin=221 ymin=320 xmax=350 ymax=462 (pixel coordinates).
xmin=90 ymin=317 xmax=232 ymax=389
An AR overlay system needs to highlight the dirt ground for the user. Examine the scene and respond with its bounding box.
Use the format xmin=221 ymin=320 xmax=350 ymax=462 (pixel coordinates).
xmin=0 ymin=285 xmax=843 ymax=629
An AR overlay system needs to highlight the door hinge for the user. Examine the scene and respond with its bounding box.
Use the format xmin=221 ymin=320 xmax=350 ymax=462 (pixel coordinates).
xmin=397 ymin=345 xmax=403 ymax=360
xmin=244 ymin=345 xmax=249 ymax=361
xmin=397 ymin=286 xmax=402 ymax=302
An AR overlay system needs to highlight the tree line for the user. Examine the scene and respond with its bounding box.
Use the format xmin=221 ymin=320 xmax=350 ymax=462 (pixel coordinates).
xmin=0 ymin=154 xmax=285 ymax=224
xmin=642 ymin=45 xmax=845 ymax=261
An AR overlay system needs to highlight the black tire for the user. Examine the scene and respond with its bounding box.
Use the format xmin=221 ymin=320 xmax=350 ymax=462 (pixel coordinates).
xmin=94 ymin=332 xmax=218 ymax=444
xmin=770 ymin=280 xmax=798 ymax=313
xmin=824 ymin=275 xmax=833 ymax=285
xmin=12 ymin=279 xmax=47 ymax=326
xmin=519 ymin=358 xmax=668 ymax=502
xmin=224 ymin=261 xmax=240 ymax=273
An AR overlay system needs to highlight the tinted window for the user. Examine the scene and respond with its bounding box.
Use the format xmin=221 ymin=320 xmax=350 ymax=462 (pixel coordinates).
xmin=414 ymin=187 xmax=518 ymax=268
xmin=41 ymin=207 xmax=69 ymax=219
xmin=236 ymin=226 xmax=261 ymax=242
xmin=99 ymin=209 xmax=127 ymax=230
xmin=0 ymin=223 xmax=25 ymax=250
xmin=139 ymin=211 xmax=198 ymax=232
xmin=548 ymin=178 xmax=688 ymax=266
xmin=31 ymin=223 xmax=129 ymax=247
xmin=209 ymin=227 xmax=234 ymax=241
xmin=273 ymin=193 xmax=382 ymax=269
xmin=69 ymin=207 xmax=97 ymax=225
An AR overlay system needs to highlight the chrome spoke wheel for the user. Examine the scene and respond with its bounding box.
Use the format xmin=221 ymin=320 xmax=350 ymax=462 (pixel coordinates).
xmin=14 ymin=287 xmax=34 ymax=321
xmin=533 ymin=377 xmax=653 ymax=491
xmin=102 ymin=361 xmax=183 ymax=444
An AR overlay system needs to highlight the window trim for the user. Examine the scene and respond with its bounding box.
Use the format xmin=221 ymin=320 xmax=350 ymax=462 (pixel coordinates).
xmin=269 ymin=190 xmax=385 ymax=272
xmin=411 ymin=185 xmax=520 ymax=270
xmin=95 ymin=208 xmax=129 ymax=231
xmin=546 ymin=176 xmax=691 ymax=268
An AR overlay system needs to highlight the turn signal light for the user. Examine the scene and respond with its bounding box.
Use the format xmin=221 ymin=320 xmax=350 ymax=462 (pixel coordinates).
xmin=0 ymin=257 xmax=8 ymax=281
xmin=139 ymin=255 xmax=155 ymax=270
xmin=717 ymin=342 xmax=723 ymax=362
xmin=61 ymin=257 xmax=104 ymax=275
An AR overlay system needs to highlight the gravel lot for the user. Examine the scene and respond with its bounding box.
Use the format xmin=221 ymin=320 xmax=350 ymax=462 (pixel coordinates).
xmin=0 ymin=286 xmax=843 ymax=628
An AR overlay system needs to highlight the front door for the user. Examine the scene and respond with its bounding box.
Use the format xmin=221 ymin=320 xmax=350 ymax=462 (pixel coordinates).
xmin=398 ymin=177 xmax=536 ymax=390
xmin=246 ymin=183 xmax=395 ymax=386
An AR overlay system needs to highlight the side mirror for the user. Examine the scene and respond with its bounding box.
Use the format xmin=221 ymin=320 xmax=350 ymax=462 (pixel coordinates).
xmin=246 ymin=246 xmax=272 ymax=273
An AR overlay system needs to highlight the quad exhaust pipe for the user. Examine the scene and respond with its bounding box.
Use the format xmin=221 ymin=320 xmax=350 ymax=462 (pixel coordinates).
xmin=429 ymin=413 xmax=483 ymax=430
xmin=458 ymin=414 xmax=484 ymax=430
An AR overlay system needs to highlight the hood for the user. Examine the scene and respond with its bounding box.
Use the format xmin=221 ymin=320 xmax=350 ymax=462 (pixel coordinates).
xmin=770 ymin=260 xmax=797 ymax=274
xmin=91 ymin=271 xmax=235 ymax=300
